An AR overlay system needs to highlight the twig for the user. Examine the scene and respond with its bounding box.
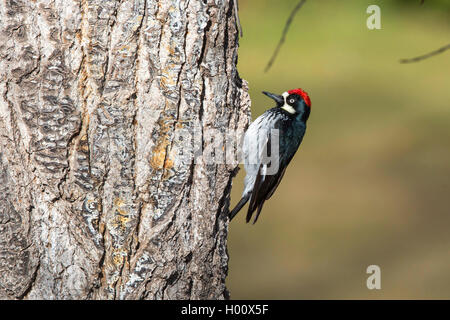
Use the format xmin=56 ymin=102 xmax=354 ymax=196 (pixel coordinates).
xmin=264 ymin=0 xmax=307 ymax=73
xmin=399 ymin=43 xmax=450 ymax=63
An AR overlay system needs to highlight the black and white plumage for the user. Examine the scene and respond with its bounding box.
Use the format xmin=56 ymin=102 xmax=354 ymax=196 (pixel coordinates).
xmin=230 ymin=88 xmax=311 ymax=224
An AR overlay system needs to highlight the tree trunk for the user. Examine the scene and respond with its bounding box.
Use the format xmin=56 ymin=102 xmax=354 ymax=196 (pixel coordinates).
xmin=0 ymin=0 xmax=249 ymax=299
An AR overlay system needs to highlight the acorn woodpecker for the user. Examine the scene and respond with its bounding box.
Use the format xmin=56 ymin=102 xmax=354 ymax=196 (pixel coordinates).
xmin=230 ymin=88 xmax=311 ymax=224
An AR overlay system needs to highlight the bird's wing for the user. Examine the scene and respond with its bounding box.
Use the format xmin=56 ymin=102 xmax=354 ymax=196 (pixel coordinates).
xmin=246 ymin=120 xmax=294 ymax=224
xmin=247 ymin=161 xmax=289 ymax=224
xmin=241 ymin=111 xmax=280 ymax=196
xmin=266 ymin=166 xmax=287 ymax=199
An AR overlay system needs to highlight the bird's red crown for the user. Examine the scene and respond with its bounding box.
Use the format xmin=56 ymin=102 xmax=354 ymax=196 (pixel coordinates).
xmin=288 ymin=88 xmax=311 ymax=108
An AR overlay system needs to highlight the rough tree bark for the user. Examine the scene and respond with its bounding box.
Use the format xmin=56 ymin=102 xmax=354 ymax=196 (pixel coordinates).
xmin=0 ymin=0 xmax=249 ymax=299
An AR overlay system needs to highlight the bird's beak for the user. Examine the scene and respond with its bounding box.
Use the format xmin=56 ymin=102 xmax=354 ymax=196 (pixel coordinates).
xmin=262 ymin=91 xmax=284 ymax=107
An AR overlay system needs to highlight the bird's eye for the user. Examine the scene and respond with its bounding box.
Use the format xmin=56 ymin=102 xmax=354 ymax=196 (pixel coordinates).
xmin=289 ymin=98 xmax=295 ymax=104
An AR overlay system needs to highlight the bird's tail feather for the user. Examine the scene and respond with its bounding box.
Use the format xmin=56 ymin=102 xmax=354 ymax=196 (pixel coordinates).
xmin=229 ymin=195 xmax=250 ymax=221
xmin=249 ymin=201 xmax=265 ymax=224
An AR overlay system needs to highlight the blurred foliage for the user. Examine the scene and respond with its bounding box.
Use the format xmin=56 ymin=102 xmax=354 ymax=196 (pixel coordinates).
xmin=227 ymin=0 xmax=450 ymax=299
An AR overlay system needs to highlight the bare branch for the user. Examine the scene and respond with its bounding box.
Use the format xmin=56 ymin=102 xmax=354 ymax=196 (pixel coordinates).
xmin=264 ymin=0 xmax=307 ymax=73
xmin=400 ymin=43 xmax=450 ymax=64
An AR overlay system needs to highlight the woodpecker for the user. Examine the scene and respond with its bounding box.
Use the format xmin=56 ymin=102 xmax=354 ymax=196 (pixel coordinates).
xmin=230 ymin=88 xmax=311 ymax=224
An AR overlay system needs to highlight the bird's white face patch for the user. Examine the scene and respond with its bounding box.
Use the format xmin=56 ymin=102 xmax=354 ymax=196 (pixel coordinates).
xmin=281 ymin=91 xmax=296 ymax=114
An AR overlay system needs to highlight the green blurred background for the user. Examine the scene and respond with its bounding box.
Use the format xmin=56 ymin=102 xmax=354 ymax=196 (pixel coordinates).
xmin=228 ymin=0 xmax=450 ymax=299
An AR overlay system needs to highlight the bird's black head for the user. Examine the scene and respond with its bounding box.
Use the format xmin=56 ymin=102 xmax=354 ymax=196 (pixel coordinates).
xmin=262 ymin=88 xmax=311 ymax=122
